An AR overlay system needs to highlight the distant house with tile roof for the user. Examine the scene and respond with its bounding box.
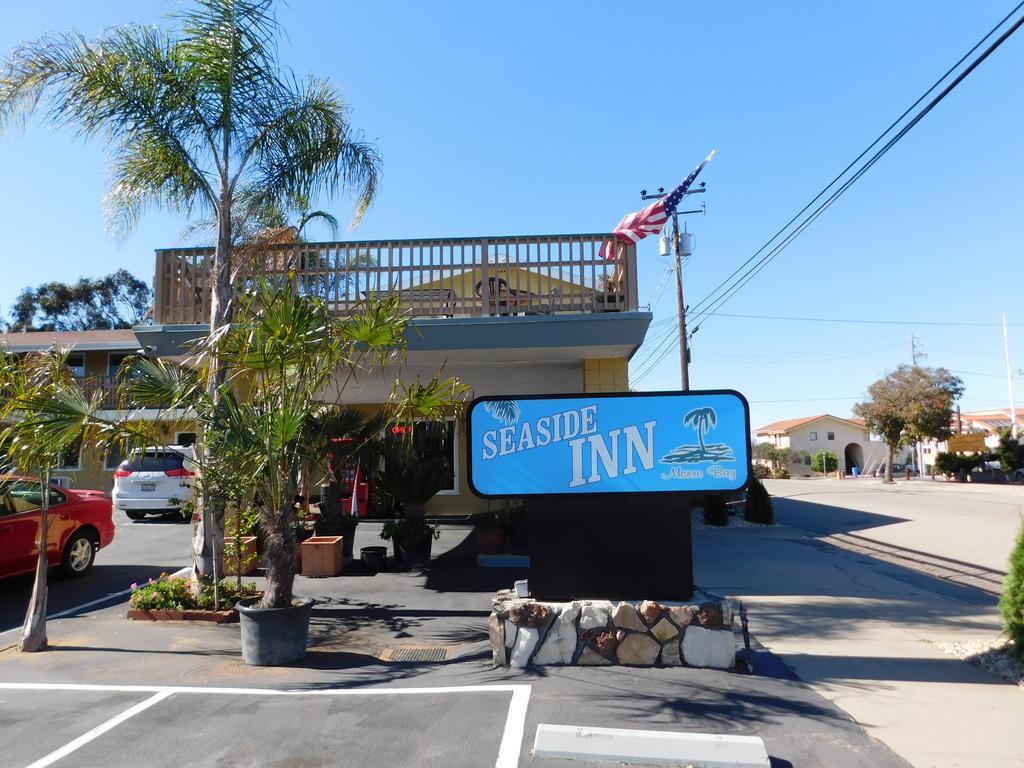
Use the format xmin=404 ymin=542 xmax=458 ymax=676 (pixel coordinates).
xmin=754 ymin=413 xmax=888 ymax=476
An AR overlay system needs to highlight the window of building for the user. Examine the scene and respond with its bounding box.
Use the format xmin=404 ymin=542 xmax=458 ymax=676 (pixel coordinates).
xmin=57 ymin=434 xmax=82 ymax=470
xmin=827 ymin=431 xmax=835 ymax=441
xmin=809 ymin=431 xmax=818 ymax=441
xmin=66 ymin=353 xmax=85 ymax=379
xmin=105 ymin=445 xmax=125 ymax=471
xmin=108 ymin=352 xmax=132 ymax=378
xmin=804 ymin=455 xmax=812 ymax=465
xmin=384 ymin=419 xmax=457 ymax=494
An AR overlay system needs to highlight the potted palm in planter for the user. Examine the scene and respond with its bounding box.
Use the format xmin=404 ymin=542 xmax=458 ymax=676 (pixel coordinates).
xmin=377 ymin=450 xmax=451 ymax=568
xmin=25 ymin=279 xmax=466 ymax=665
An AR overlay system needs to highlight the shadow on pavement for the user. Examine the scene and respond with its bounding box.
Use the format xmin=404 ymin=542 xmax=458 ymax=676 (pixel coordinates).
xmin=424 ymin=527 xmax=528 ymax=594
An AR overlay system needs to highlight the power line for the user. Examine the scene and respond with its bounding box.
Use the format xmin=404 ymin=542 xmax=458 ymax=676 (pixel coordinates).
xmin=706 ymin=312 xmax=1023 ymax=327
xmin=683 ymin=3 xmax=1024 ymax=331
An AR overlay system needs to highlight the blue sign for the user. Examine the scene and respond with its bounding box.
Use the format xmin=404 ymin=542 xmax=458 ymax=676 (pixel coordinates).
xmin=467 ymin=390 xmax=750 ymax=497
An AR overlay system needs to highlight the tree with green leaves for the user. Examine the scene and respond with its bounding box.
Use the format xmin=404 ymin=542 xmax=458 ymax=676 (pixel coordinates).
xmin=1001 ymin=520 xmax=1024 ymax=659
xmin=0 ymin=350 xmax=99 ymax=651
xmin=810 ymin=450 xmax=838 ymax=476
xmin=0 ymin=0 xmax=381 ymax=581
xmin=854 ymin=365 xmax=963 ymax=484
xmin=752 ymin=443 xmax=803 ymax=472
xmin=7 ymin=270 xmax=151 ymax=332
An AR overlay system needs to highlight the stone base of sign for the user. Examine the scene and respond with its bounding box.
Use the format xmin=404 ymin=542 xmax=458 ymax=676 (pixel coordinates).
xmin=489 ymin=591 xmax=738 ymax=670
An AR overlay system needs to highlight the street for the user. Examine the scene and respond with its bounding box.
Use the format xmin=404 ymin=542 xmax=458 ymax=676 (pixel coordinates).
xmin=766 ymin=477 xmax=1023 ymax=574
xmin=0 ymin=511 xmax=192 ymax=637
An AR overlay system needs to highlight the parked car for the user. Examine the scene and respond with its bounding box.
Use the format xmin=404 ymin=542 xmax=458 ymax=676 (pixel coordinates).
xmin=0 ymin=475 xmax=115 ymax=579
xmin=111 ymin=446 xmax=196 ymax=521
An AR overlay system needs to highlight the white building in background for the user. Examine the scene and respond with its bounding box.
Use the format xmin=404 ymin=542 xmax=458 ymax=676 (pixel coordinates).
xmin=754 ymin=414 xmax=889 ymax=476
xmin=919 ymin=408 xmax=1023 ymax=471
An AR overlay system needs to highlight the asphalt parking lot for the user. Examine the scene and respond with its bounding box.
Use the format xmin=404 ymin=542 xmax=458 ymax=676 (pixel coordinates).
xmin=0 ymin=510 xmax=191 ymax=636
xmin=1 ymin=682 xmax=526 ymax=768
xmin=0 ymin=518 xmax=914 ymax=768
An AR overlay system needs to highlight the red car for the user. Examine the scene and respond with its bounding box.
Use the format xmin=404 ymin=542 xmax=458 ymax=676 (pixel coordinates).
xmin=0 ymin=475 xmax=115 ymax=579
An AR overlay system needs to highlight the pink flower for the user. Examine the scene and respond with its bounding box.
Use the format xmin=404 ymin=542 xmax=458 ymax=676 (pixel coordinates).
xmin=130 ymin=582 xmax=138 ymax=590
xmin=148 ymin=578 xmax=155 ymax=584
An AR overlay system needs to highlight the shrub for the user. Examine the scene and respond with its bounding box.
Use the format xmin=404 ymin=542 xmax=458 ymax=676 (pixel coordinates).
xmin=810 ymin=450 xmax=838 ymax=474
xmin=771 ymin=467 xmax=790 ymax=479
xmin=752 ymin=464 xmax=770 ymax=480
xmin=702 ymin=494 xmax=728 ymax=526
xmin=1000 ymin=520 xmax=1024 ymax=658
xmin=744 ymin=477 xmax=774 ymax=525
xmin=130 ymin=576 xmax=258 ymax=611
xmin=129 ymin=576 xmax=193 ymax=611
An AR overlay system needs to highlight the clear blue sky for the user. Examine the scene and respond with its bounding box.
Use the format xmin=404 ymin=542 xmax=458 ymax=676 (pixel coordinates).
xmin=1 ymin=1 xmax=1021 ymax=428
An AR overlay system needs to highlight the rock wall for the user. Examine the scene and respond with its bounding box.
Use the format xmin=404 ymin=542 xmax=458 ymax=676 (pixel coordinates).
xmin=489 ymin=593 xmax=737 ymax=669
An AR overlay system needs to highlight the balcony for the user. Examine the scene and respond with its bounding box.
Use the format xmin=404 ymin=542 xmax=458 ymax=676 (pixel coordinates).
xmin=152 ymin=234 xmax=638 ymax=325
xmin=79 ymin=375 xmax=120 ymax=410
xmin=79 ymin=375 xmax=172 ymax=411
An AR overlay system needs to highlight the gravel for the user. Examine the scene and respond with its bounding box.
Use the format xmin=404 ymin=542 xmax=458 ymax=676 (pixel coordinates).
xmin=934 ymin=638 xmax=1024 ymax=687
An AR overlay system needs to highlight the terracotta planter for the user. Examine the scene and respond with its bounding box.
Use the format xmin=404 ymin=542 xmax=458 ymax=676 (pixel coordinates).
xmin=127 ymin=608 xmax=238 ymax=624
xmin=299 ymin=535 xmax=343 ymax=577
xmin=224 ymin=536 xmax=259 ymax=576
xmin=476 ymin=526 xmax=507 ymax=555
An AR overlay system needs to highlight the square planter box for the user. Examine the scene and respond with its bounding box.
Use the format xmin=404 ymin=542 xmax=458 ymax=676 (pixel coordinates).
xmin=224 ymin=536 xmax=259 ymax=576
xmin=300 ymin=535 xmax=343 ymax=577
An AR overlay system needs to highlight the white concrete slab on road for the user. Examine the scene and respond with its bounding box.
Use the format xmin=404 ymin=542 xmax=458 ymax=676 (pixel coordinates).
xmin=533 ymin=723 xmax=770 ymax=767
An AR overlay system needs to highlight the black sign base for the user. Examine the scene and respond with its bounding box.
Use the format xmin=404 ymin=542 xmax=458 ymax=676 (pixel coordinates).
xmin=527 ymin=493 xmax=693 ymax=602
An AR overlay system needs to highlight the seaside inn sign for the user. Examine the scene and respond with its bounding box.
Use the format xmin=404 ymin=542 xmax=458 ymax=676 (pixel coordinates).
xmin=468 ymin=391 xmax=751 ymax=498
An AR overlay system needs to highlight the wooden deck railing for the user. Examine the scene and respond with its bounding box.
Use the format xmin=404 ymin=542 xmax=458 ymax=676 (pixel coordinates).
xmin=153 ymin=234 xmax=638 ymax=325
xmin=80 ymin=375 xmax=170 ymax=410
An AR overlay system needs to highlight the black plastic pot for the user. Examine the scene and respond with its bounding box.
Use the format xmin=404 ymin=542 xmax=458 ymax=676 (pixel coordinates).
xmin=236 ymin=596 xmax=315 ymax=666
xmin=360 ymin=545 xmax=387 ymax=573
xmin=315 ymin=516 xmax=357 ymax=559
xmin=392 ymin=535 xmax=433 ymax=569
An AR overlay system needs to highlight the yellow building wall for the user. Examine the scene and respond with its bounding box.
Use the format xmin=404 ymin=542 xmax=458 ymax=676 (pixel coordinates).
xmin=583 ymin=357 xmax=629 ymax=393
xmin=52 ymin=420 xmax=197 ymax=492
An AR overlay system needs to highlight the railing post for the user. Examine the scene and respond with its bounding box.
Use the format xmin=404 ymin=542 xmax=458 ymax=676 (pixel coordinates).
xmin=624 ymin=243 xmax=639 ymax=311
xmin=152 ymin=251 xmax=165 ymax=325
xmin=480 ymin=239 xmax=491 ymax=316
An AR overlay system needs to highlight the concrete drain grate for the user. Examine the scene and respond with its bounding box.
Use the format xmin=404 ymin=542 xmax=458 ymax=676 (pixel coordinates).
xmin=381 ymin=646 xmax=450 ymax=663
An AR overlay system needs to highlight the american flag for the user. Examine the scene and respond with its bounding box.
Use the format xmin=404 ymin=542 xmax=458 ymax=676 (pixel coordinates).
xmin=603 ymin=150 xmax=716 ymax=258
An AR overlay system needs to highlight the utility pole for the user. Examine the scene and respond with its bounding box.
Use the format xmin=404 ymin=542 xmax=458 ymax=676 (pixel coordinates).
xmin=1003 ymin=314 xmax=1019 ymax=438
xmin=910 ymin=333 xmax=925 ymax=365
xmin=909 ymin=333 xmax=927 ymax=476
xmin=672 ymin=211 xmax=689 ymax=391
xmin=639 ymin=188 xmax=705 ymax=391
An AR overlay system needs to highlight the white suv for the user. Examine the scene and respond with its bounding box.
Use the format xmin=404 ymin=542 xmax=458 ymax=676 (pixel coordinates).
xmin=111 ymin=446 xmax=196 ymax=521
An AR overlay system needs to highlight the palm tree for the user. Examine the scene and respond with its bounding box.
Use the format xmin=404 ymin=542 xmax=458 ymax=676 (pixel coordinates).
xmin=683 ymin=407 xmax=717 ymax=456
xmin=0 ymin=0 xmax=381 ymax=579
xmin=0 ymin=350 xmax=103 ymax=651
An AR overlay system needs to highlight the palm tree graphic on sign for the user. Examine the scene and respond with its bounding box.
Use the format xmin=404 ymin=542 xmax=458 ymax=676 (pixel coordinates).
xmin=483 ymin=399 xmax=520 ymax=425
xmin=660 ymin=406 xmax=735 ymax=465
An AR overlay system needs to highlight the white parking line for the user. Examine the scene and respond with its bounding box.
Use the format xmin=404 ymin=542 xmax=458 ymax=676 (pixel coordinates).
xmin=24 ymin=691 xmax=173 ymax=768
xmin=0 ymin=567 xmax=189 ymax=642
xmin=0 ymin=681 xmax=532 ymax=768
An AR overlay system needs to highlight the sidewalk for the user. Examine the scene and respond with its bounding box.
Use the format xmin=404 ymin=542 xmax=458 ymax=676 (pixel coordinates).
xmin=695 ymin=508 xmax=1024 ymax=768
